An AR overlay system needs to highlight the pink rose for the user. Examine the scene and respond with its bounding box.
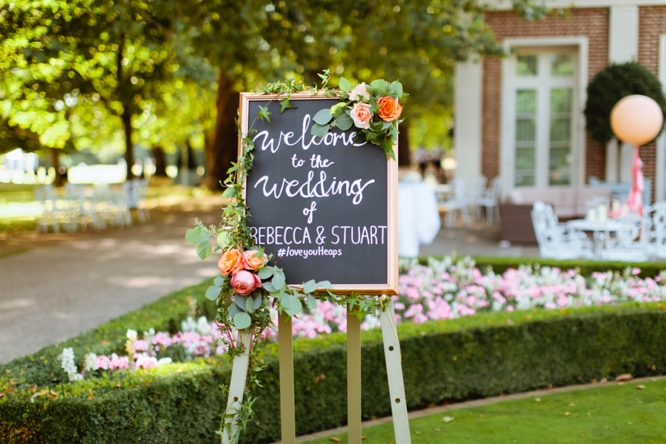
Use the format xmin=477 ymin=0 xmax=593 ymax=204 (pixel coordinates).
xmin=231 ymin=270 xmax=262 ymax=295
xmin=350 ymin=102 xmax=372 ymax=129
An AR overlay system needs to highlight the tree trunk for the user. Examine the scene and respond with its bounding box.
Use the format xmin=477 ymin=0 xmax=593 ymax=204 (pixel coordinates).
xmin=151 ymin=146 xmax=168 ymax=177
xmin=122 ymin=107 xmax=134 ymax=180
xmin=205 ymin=70 xmax=239 ymax=190
xmin=397 ymin=123 xmax=411 ymax=166
xmin=50 ymin=148 xmax=62 ymax=187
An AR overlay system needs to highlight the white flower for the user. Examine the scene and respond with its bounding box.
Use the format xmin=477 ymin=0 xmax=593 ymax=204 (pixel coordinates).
xmin=157 ymin=357 xmax=173 ymax=366
xmin=84 ymin=353 xmax=98 ymax=372
xmin=126 ymin=329 xmax=138 ymax=341
xmin=181 ymin=316 xmax=197 ymax=333
xmin=349 ymin=83 xmax=370 ymax=102
xmin=196 ymin=316 xmax=212 ymax=335
xmin=59 ymin=347 xmax=82 ymax=381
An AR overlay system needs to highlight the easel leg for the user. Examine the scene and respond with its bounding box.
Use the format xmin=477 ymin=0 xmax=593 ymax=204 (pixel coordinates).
xmin=222 ymin=331 xmax=252 ymax=444
xmin=380 ymin=299 xmax=412 ymax=443
xmin=279 ymin=313 xmax=296 ymax=443
xmin=347 ymin=306 xmax=362 ymax=444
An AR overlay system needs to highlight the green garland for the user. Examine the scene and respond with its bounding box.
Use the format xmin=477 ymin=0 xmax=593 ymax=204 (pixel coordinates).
xmin=186 ymin=71 xmax=403 ymax=441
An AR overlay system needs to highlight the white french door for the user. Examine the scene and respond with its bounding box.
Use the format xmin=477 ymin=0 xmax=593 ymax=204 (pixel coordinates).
xmin=510 ymin=50 xmax=578 ymax=188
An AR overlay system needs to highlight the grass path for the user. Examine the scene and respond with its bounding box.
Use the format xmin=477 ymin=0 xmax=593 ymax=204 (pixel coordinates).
xmin=303 ymin=378 xmax=666 ymax=443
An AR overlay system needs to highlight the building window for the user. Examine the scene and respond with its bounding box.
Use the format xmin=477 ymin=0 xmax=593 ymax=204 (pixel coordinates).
xmin=512 ymin=50 xmax=577 ymax=187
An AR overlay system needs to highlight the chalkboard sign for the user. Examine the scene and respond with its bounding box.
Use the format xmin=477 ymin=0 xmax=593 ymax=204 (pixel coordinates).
xmin=240 ymin=93 xmax=398 ymax=294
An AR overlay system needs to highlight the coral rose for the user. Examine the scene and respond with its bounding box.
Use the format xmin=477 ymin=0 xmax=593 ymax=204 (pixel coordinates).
xmin=231 ymin=270 xmax=262 ymax=295
xmin=348 ymin=83 xmax=370 ymax=102
xmin=243 ymin=250 xmax=267 ymax=271
xmin=218 ymin=248 xmax=244 ymax=276
xmin=350 ymin=102 xmax=372 ymax=129
xmin=377 ymin=96 xmax=403 ymax=122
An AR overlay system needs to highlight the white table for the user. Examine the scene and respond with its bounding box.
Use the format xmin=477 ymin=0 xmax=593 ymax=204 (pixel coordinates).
xmin=567 ymin=219 xmax=625 ymax=257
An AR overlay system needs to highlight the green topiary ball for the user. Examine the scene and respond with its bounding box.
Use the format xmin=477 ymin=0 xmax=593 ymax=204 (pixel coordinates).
xmin=584 ymin=62 xmax=666 ymax=144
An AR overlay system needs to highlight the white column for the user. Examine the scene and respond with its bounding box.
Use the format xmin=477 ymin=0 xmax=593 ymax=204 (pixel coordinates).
xmin=608 ymin=5 xmax=639 ymax=183
xmin=454 ymin=60 xmax=483 ymax=181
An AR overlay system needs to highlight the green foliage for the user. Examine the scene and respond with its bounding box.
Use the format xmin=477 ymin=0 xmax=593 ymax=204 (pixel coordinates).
xmin=584 ymin=62 xmax=666 ymax=144
xmin=3 ymin=289 xmax=666 ymax=443
xmin=429 ymin=255 xmax=666 ymax=279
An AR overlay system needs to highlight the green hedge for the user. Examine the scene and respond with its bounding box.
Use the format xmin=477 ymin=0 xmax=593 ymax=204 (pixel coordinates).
xmin=3 ymin=290 xmax=666 ymax=443
xmin=0 ymin=304 xmax=666 ymax=443
xmin=421 ymin=255 xmax=666 ymax=278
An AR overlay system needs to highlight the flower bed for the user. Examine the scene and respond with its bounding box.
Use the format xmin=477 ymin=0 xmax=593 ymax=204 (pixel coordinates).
xmin=32 ymin=257 xmax=666 ymax=382
xmin=3 ymin=257 xmax=666 ymax=443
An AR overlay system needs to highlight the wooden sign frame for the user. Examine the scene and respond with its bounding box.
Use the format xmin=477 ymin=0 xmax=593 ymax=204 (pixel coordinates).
xmin=238 ymin=93 xmax=399 ymax=295
xmin=222 ymin=92 xmax=410 ymax=444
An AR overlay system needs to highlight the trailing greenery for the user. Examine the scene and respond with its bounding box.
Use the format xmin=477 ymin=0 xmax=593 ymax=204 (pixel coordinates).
xmin=584 ymin=62 xmax=666 ymax=144
xmin=3 ymin=286 xmax=666 ymax=443
xmin=417 ymin=255 xmax=666 ymax=279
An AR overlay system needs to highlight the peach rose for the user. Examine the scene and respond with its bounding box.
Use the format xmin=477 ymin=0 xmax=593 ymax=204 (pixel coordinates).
xmin=242 ymin=250 xmax=267 ymax=271
xmin=350 ymin=102 xmax=372 ymax=129
xmin=231 ymin=270 xmax=262 ymax=295
xmin=377 ymin=96 xmax=403 ymax=122
xmin=218 ymin=248 xmax=243 ymax=276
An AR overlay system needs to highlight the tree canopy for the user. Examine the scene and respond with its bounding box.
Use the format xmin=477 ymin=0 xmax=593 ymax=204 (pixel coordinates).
xmin=0 ymin=0 xmax=545 ymax=181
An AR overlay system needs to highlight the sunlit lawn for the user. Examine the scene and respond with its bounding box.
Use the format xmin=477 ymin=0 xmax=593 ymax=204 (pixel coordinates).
xmin=305 ymin=379 xmax=666 ymax=444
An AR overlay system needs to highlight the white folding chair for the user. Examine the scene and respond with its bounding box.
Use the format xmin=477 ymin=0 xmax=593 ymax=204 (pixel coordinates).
xmin=599 ymin=213 xmax=648 ymax=262
xmin=643 ymin=202 xmax=666 ymax=260
xmin=476 ymin=176 xmax=502 ymax=224
xmin=437 ymin=178 xmax=472 ymax=228
xmin=531 ymin=201 xmax=593 ymax=259
xmin=35 ymin=185 xmax=61 ymax=233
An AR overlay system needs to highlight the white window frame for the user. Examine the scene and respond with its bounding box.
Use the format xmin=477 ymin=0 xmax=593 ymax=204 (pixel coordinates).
xmin=500 ymin=36 xmax=589 ymax=197
xmin=656 ymin=34 xmax=666 ymax=202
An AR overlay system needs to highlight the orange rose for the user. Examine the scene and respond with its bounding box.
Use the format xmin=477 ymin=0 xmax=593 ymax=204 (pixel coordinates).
xmin=377 ymin=96 xmax=403 ymax=122
xmin=242 ymin=250 xmax=267 ymax=271
xmin=218 ymin=248 xmax=243 ymax=276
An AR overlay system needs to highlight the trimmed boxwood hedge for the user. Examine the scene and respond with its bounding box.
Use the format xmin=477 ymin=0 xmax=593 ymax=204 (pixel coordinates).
xmin=2 ymin=274 xmax=666 ymax=442
xmin=423 ymin=255 xmax=666 ymax=279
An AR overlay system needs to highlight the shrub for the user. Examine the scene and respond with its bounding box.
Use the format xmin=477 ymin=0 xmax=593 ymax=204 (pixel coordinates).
xmin=584 ymin=62 xmax=666 ymax=144
xmin=2 ymin=299 xmax=666 ymax=443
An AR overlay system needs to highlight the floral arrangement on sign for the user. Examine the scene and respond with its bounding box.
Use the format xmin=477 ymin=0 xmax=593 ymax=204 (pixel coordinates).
xmin=185 ymin=70 xmax=406 ymax=441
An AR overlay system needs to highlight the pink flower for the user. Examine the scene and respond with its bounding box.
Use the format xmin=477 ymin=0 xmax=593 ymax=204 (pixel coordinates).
xmin=96 ymin=355 xmax=110 ymax=370
xmin=350 ymin=102 xmax=372 ymax=129
xmin=231 ymin=270 xmax=262 ymax=295
xmin=135 ymin=356 xmax=158 ymax=369
xmin=632 ymin=267 xmax=641 ymax=275
xmin=109 ymin=354 xmax=130 ymax=370
xmin=133 ymin=339 xmax=148 ymax=352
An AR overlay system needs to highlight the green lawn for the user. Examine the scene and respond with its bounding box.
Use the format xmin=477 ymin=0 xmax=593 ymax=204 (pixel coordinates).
xmin=306 ymin=379 xmax=666 ymax=444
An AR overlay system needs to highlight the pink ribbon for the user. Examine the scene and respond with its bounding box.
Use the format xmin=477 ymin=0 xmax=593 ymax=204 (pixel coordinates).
xmin=626 ymin=146 xmax=644 ymax=216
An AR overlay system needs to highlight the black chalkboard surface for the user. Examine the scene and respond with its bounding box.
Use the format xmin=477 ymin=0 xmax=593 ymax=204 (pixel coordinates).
xmin=240 ymin=94 xmax=398 ymax=294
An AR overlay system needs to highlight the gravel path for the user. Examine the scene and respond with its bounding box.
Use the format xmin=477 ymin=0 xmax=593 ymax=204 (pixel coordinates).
xmin=0 ymin=203 xmax=222 ymax=364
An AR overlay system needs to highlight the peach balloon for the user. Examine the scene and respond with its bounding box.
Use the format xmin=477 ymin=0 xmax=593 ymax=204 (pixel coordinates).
xmin=610 ymin=95 xmax=664 ymax=146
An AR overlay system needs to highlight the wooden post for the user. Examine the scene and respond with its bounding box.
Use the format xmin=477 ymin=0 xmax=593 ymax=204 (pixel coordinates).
xmin=347 ymin=306 xmax=362 ymax=444
xmin=222 ymin=331 xmax=252 ymax=444
xmin=279 ymin=313 xmax=296 ymax=443
xmin=380 ymin=299 xmax=412 ymax=443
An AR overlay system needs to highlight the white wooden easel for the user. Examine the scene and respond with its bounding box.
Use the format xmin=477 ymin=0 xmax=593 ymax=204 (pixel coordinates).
xmin=222 ymin=298 xmax=411 ymax=444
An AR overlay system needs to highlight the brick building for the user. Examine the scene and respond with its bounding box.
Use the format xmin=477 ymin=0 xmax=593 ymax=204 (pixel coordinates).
xmin=454 ymin=0 xmax=666 ymax=202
